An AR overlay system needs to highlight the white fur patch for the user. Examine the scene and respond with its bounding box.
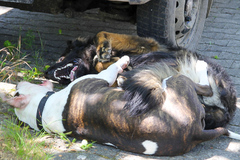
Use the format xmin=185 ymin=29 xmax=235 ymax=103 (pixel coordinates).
xmin=228 ymin=130 xmax=240 ymax=140
xmin=179 ymin=58 xmax=225 ymax=110
xmin=142 ymin=140 xmax=158 ymax=155
xmin=162 ymin=76 xmax=172 ymax=92
xmin=104 ymin=142 xmax=118 ymax=148
xmin=178 ymin=56 xmax=199 ymax=83
xmin=195 ymin=60 xmax=224 ymax=109
xmin=196 ymin=60 xmax=209 ymax=86
xmin=202 ymin=75 xmax=225 ymax=109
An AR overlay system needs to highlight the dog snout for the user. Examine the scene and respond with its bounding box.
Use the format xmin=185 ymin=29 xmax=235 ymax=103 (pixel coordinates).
xmin=44 ymin=69 xmax=54 ymax=79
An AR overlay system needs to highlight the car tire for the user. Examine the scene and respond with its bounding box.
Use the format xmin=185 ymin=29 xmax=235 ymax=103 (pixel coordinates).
xmin=137 ymin=0 xmax=208 ymax=51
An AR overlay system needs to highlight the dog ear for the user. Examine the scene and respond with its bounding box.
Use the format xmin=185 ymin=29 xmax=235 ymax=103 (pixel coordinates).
xmin=117 ymin=75 xmax=127 ymax=87
xmin=40 ymin=80 xmax=53 ymax=90
xmin=7 ymin=95 xmax=31 ymax=109
xmin=67 ymin=40 xmax=72 ymax=46
xmin=56 ymin=56 xmax=65 ymax=63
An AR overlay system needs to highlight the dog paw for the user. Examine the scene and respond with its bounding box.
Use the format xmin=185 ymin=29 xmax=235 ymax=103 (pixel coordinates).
xmin=97 ymin=42 xmax=112 ymax=62
xmin=196 ymin=60 xmax=208 ymax=71
xmin=196 ymin=60 xmax=209 ymax=86
xmin=117 ymin=75 xmax=127 ymax=87
xmin=116 ymin=56 xmax=130 ymax=73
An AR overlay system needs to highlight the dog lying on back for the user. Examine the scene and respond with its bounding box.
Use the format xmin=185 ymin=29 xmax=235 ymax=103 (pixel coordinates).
xmin=2 ymin=56 xmax=240 ymax=156
xmin=44 ymin=31 xmax=237 ymax=130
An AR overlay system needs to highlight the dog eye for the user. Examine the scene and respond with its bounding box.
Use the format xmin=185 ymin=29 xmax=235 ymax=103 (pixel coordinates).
xmin=73 ymin=59 xmax=79 ymax=63
xmin=57 ymin=57 xmax=65 ymax=63
xmin=14 ymin=92 xmax=20 ymax=97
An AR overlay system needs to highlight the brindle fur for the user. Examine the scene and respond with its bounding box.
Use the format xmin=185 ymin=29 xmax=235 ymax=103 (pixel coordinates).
xmin=122 ymin=52 xmax=237 ymax=129
xmin=62 ymin=64 xmax=229 ymax=156
xmin=95 ymin=57 xmax=120 ymax=72
xmin=119 ymin=63 xmax=213 ymax=116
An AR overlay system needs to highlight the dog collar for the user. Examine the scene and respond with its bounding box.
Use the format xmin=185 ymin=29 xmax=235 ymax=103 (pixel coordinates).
xmin=36 ymin=91 xmax=55 ymax=131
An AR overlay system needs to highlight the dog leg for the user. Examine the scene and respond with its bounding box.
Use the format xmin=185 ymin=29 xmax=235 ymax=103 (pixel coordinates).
xmin=95 ymin=57 xmax=120 ymax=73
xmin=196 ymin=60 xmax=226 ymax=109
xmin=194 ymin=83 xmax=213 ymax=97
xmin=95 ymin=31 xmax=163 ymax=62
xmin=67 ymin=56 xmax=129 ymax=88
xmin=95 ymin=56 xmax=130 ymax=86
xmin=95 ymin=31 xmax=112 ymax=62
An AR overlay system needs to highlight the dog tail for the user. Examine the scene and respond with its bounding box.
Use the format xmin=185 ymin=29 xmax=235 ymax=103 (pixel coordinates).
xmin=194 ymin=128 xmax=240 ymax=143
xmin=120 ymin=63 xmax=177 ymax=116
xmin=227 ymin=130 xmax=240 ymax=140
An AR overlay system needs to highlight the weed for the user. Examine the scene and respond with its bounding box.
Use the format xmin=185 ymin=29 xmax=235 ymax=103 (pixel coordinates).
xmin=0 ymin=30 xmax=55 ymax=159
xmin=26 ymin=31 xmax=45 ymax=68
xmin=58 ymin=29 xmax=62 ymax=35
xmin=80 ymin=139 xmax=96 ymax=150
xmin=3 ymin=40 xmax=16 ymax=48
xmin=32 ymin=50 xmax=44 ymax=68
xmin=21 ymin=67 xmax=43 ymax=82
xmin=1 ymin=30 xmax=49 ymax=83
xmin=213 ymin=55 xmax=219 ymax=59
xmin=57 ymin=132 xmax=77 ymax=147
xmin=23 ymin=30 xmax=35 ymax=50
xmin=44 ymin=65 xmax=50 ymax=71
xmin=0 ymin=60 xmax=7 ymax=67
xmin=3 ymin=40 xmax=17 ymax=57
xmin=38 ymin=31 xmax=45 ymax=51
xmin=0 ymin=47 xmax=28 ymax=82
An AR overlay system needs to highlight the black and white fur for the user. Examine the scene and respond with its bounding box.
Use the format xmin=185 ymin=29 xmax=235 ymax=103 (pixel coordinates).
xmin=120 ymin=50 xmax=236 ymax=129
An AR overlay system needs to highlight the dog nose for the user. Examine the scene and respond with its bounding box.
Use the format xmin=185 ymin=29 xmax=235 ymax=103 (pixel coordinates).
xmin=44 ymin=69 xmax=53 ymax=79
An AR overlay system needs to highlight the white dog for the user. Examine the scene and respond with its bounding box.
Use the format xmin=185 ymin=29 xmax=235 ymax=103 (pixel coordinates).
xmin=2 ymin=56 xmax=130 ymax=133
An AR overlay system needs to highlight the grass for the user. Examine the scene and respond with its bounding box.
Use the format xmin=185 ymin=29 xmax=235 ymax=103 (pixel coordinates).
xmin=80 ymin=139 xmax=96 ymax=150
xmin=0 ymin=116 xmax=94 ymax=159
xmin=0 ymin=118 xmax=54 ymax=160
xmin=0 ymin=29 xmax=48 ymax=82
xmin=0 ymin=30 xmax=52 ymax=158
xmin=0 ymin=36 xmax=53 ymax=157
xmin=57 ymin=131 xmax=77 ymax=148
xmin=21 ymin=67 xmax=43 ymax=82
xmin=22 ymin=30 xmax=35 ymax=50
xmin=0 ymin=47 xmax=28 ymax=83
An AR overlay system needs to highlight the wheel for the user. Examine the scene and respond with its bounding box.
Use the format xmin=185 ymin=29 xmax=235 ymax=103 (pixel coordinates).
xmin=137 ymin=0 xmax=208 ymax=51
xmin=64 ymin=8 xmax=75 ymax=18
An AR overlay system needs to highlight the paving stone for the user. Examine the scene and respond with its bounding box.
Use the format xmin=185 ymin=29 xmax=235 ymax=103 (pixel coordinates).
xmin=0 ymin=0 xmax=240 ymax=159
